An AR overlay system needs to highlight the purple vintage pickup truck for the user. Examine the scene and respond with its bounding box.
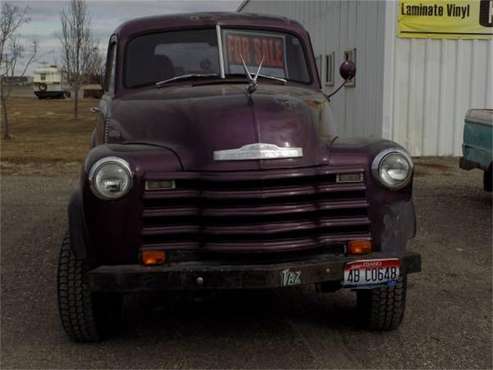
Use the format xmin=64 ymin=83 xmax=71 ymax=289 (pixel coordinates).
xmin=57 ymin=12 xmax=421 ymax=342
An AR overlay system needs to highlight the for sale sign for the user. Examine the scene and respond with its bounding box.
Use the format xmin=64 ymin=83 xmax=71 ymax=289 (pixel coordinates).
xmin=223 ymin=30 xmax=287 ymax=78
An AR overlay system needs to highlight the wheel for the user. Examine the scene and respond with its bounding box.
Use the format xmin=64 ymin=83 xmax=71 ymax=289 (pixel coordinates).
xmin=356 ymin=275 xmax=407 ymax=331
xmin=57 ymin=232 xmax=123 ymax=342
xmin=483 ymin=165 xmax=492 ymax=192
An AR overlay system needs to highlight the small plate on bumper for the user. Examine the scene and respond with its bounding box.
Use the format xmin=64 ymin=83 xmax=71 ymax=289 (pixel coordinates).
xmin=342 ymin=258 xmax=400 ymax=288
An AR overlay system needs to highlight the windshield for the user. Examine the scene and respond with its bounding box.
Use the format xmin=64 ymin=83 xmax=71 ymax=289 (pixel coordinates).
xmin=125 ymin=29 xmax=220 ymax=88
xmin=124 ymin=28 xmax=311 ymax=88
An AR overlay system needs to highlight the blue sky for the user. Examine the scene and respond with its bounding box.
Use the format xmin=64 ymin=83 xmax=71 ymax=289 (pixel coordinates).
xmin=11 ymin=0 xmax=241 ymax=74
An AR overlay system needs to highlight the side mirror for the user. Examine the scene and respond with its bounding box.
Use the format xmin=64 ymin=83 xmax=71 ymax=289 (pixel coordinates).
xmin=325 ymin=59 xmax=357 ymax=101
xmin=339 ymin=60 xmax=356 ymax=81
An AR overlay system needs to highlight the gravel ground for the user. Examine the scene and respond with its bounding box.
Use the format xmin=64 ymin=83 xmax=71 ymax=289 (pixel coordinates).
xmin=1 ymin=158 xmax=491 ymax=369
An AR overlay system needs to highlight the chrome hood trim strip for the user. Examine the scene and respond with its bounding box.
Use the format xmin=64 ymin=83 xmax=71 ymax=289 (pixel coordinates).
xmin=214 ymin=143 xmax=303 ymax=161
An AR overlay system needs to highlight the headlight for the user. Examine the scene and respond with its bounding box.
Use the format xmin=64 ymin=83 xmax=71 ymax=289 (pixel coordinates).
xmin=88 ymin=157 xmax=133 ymax=199
xmin=371 ymin=148 xmax=413 ymax=190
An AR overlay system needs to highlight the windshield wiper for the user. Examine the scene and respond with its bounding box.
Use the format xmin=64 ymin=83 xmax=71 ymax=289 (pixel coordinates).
xmin=155 ymin=73 xmax=219 ymax=88
xmin=256 ymin=74 xmax=287 ymax=84
xmin=227 ymin=72 xmax=287 ymax=85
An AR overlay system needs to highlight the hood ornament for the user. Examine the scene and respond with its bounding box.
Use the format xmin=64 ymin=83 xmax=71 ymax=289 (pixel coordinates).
xmin=239 ymin=55 xmax=286 ymax=104
xmin=240 ymin=54 xmax=263 ymax=96
xmin=214 ymin=143 xmax=303 ymax=161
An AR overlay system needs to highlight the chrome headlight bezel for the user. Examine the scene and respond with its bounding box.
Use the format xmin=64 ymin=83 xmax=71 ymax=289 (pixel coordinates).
xmin=88 ymin=156 xmax=133 ymax=200
xmin=371 ymin=148 xmax=413 ymax=190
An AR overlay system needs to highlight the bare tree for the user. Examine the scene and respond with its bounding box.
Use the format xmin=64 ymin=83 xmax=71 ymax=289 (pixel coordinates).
xmin=0 ymin=2 xmax=37 ymax=140
xmin=84 ymin=46 xmax=105 ymax=85
xmin=59 ymin=0 xmax=98 ymax=119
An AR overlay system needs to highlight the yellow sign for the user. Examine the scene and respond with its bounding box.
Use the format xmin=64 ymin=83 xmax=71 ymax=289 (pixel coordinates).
xmin=398 ymin=0 xmax=493 ymax=39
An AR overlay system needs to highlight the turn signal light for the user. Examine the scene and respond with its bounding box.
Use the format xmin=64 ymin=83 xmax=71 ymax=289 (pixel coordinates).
xmin=141 ymin=250 xmax=166 ymax=266
xmin=347 ymin=240 xmax=372 ymax=255
xmin=145 ymin=180 xmax=175 ymax=190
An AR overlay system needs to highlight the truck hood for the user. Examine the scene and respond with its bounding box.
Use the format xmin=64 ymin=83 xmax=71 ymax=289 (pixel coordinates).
xmin=110 ymin=84 xmax=333 ymax=171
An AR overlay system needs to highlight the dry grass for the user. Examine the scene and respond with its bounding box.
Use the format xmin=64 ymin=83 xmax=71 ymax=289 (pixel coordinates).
xmin=1 ymin=97 xmax=96 ymax=162
xmin=1 ymin=97 xmax=97 ymax=175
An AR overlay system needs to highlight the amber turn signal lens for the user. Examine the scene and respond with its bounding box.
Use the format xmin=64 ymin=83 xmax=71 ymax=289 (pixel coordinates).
xmin=347 ymin=240 xmax=372 ymax=255
xmin=141 ymin=250 xmax=166 ymax=266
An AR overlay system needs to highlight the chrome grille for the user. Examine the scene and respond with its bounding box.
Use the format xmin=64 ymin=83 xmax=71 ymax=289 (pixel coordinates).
xmin=140 ymin=170 xmax=370 ymax=253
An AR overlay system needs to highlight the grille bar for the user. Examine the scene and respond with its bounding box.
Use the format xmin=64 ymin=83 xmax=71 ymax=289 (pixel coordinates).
xmin=203 ymin=233 xmax=370 ymax=253
xmin=142 ymin=217 xmax=369 ymax=236
xmin=140 ymin=170 xmax=370 ymax=253
xmin=141 ymin=199 xmax=369 ymax=219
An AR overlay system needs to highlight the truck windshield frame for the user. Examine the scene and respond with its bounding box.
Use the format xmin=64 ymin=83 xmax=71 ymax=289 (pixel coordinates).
xmin=124 ymin=26 xmax=312 ymax=88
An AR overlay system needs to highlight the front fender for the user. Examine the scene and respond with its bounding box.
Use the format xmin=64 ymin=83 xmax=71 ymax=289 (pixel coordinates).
xmin=77 ymin=144 xmax=182 ymax=265
xmin=329 ymin=137 xmax=416 ymax=253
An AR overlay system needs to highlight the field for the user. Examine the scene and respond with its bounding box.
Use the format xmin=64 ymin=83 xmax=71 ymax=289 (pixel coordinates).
xmin=1 ymin=97 xmax=96 ymax=175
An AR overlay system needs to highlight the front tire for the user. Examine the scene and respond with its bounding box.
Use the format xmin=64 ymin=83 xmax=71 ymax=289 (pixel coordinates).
xmin=57 ymin=232 xmax=122 ymax=342
xmin=356 ymin=275 xmax=407 ymax=331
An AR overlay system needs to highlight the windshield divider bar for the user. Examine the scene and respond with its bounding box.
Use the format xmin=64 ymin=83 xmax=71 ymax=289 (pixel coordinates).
xmin=216 ymin=24 xmax=225 ymax=79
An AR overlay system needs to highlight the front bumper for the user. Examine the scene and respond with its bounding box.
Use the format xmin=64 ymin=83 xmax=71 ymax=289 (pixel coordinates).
xmin=88 ymin=251 xmax=421 ymax=292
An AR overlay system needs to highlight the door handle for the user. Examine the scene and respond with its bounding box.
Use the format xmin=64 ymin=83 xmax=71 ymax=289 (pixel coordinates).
xmin=90 ymin=107 xmax=101 ymax=113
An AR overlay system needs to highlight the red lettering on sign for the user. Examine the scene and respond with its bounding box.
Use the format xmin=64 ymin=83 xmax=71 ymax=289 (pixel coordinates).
xmin=241 ymin=37 xmax=250 ymax=64
xmin=254 ymin=38 xmax=262 ymax=64
xmin=227 ymin=36 xmax=236 ymax=64
xmin=261 ymin=39 xmax=270 ymax=65
xmin=226 ymin=33 xmax=286 ymax=70
xmin=234 ymin=37 xmax=242 ymax=64
xmin=269 ymin=39 xmax=276 ymax=66
xmin=274 ymin=40 xmax=283 ymax=67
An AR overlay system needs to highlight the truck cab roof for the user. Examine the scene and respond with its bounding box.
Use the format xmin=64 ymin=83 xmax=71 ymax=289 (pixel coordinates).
xmin=114 ymin=12 xmax=308 ymax=40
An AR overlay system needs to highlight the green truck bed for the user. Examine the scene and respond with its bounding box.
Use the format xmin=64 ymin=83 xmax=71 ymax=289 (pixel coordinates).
xmin=460 ymin=109 xmax=493 ymax=191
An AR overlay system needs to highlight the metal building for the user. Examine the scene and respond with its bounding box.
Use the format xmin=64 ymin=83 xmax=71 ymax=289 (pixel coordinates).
xmin=238 ymin=0 xmax=493 ymax=156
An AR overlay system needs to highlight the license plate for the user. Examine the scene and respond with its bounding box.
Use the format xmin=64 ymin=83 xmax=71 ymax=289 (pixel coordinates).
xmin=343 ymin=259 xmax=400 ymax=288
xmin=280 ymin=268 xmax=302 ymax=287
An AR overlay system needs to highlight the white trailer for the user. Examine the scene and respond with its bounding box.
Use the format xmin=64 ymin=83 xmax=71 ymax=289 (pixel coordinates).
xmin=32 ymin=65 xmax=69 ymax=99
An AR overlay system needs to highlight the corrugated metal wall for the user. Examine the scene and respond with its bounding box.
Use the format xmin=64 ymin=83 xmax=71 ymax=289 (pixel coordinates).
xmin=240 ymin=0 xmax=387 ymax=140
xmin=240 ymin=0 xmax=493 ymax=156
xmin=385 ymin=2 xmax=493 ymax=156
